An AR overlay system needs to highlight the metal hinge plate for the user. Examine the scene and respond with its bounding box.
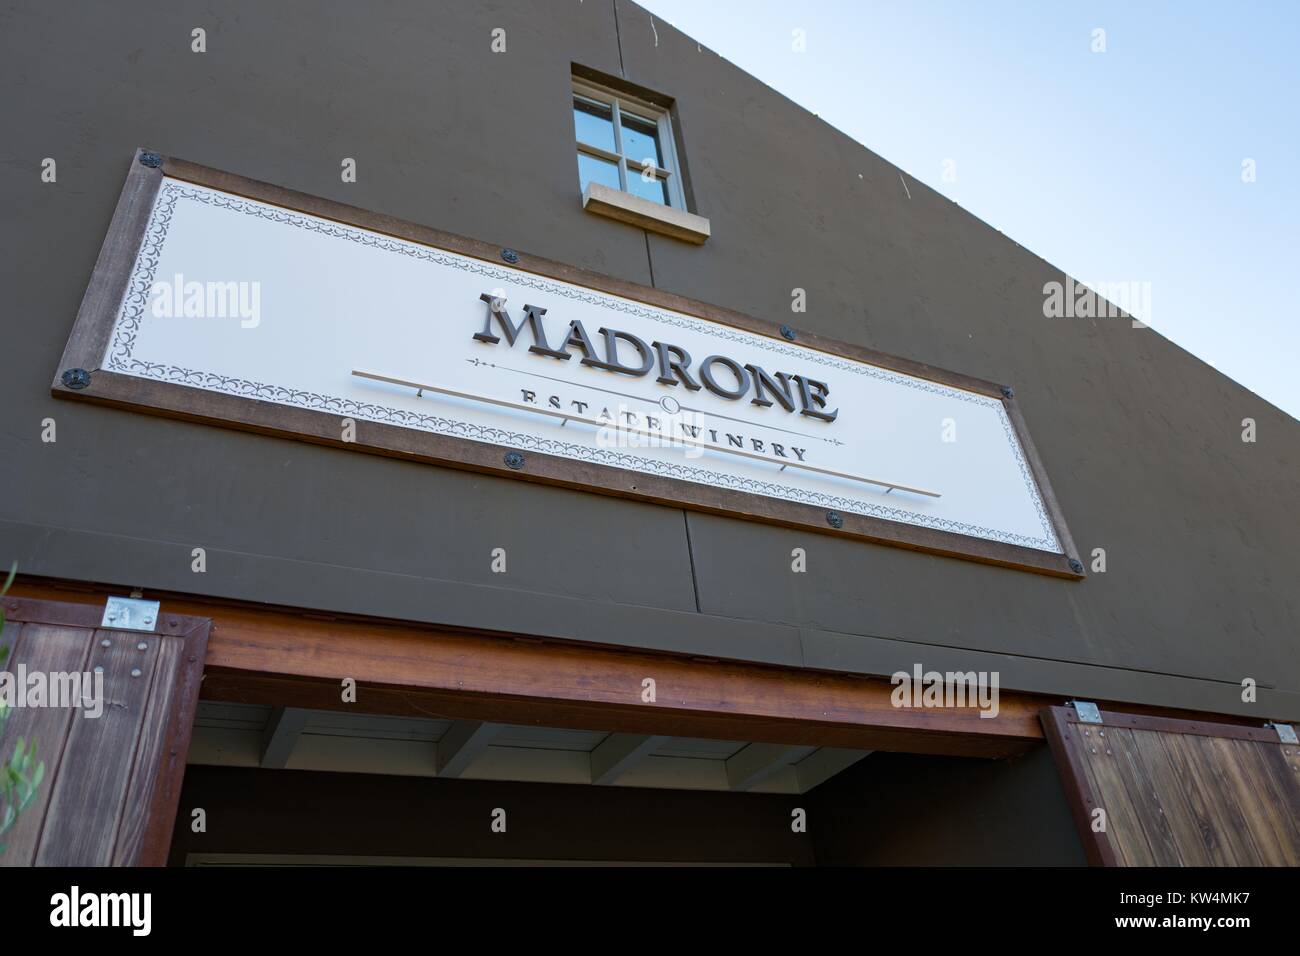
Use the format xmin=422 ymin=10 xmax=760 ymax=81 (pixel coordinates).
xmin=1269 ymin=723 xmax=1298 ymax=744
xmin=1071 ymin=701 xmax=1103 ymax=724
xmin=101 ymin=596 xmax=160 ymax=632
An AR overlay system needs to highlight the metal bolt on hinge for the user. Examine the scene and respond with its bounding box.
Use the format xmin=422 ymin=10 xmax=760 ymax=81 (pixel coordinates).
xmin=139 ymin=151 xmax=163 ymax=168
xmin=500 ymin=248 xmax=519 ymax=264
xmin=1071 ymin=701 xmax=1102 ymax=724
xmin=504 ymin=451 xmax=525 ymax=470
xmin=101 ymin=596 xmax=161 ymax=632
xmin=825 ymin=510 xmax=844 ymax=529
xmin=61 ymin=368 xmax=91 ymax=390
xmin=779 ymin=324 xmax=796 ymax=341
xmin=1269 ymin=723 xmax=1298 ymax=744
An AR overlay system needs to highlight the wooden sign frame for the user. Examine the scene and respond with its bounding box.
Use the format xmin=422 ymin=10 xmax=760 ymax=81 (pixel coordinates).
xmin=52 ymin=149 xmax=1084 ymax=579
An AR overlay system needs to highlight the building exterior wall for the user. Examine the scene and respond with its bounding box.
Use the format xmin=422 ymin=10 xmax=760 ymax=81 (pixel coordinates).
xmin=2 ymin=1 xmax=1296 ymax=720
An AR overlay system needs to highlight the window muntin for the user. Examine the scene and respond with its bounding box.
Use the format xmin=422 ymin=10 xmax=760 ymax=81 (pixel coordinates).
xmin=572 ymin=80 xmax=683 ymax=210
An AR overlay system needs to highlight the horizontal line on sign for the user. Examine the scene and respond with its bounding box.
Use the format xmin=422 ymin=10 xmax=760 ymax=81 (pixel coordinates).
xmin=466 ymin=357 xmax=840 ymax=446
xmin=351 ymin=369 xmax=941 ymax=499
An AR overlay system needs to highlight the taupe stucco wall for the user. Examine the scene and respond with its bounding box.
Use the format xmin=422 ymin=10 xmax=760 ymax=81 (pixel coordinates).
xmin=2 ymin=1 xmax=1296 ymax=720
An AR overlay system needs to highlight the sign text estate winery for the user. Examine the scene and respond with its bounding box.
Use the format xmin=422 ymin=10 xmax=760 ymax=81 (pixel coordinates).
xmin=59 ymin=158 xmax=1083 ymax=576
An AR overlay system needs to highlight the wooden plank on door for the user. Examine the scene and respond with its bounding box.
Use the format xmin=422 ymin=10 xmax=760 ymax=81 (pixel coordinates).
xmin=35 ymin=627 xmax=165 ymax=864
xmin=1151 ymin=730 xmax=1240 ymax=865
xmin=114 ymin=632 xmax=206 ymax=865
xmin=1077 ymin=725 xmax=1156 ymax=865
xmin=1107 ymin=727 xmax=1184 ymax=865
xmin=1204 ymin=735 xmax=1296 ymax=867
xmin=0 ymin=624 xmax=94 ymax=865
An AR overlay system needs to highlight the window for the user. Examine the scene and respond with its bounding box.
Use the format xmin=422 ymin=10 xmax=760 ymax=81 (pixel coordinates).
xmin=572 ymin=79 xmax=685 ymax=210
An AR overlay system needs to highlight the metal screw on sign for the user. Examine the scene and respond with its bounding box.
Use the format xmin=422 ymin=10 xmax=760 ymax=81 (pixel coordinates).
xmin=501 ymin=248 xmax=520 ymax=264
xmin=779 ymin=325 xmax=796 ymax=341
xmin=825 ymin=510 xmax=844 ymax=529
xmin=61 ymin=368 xmax=91 ymax=390
xmin=504 ymin=451 xmax=525 ymax=470
xmin=1000 ymin=385 xmax=1014 ymax=399
xmin=139 ymin=152 xmax=163 ymax=168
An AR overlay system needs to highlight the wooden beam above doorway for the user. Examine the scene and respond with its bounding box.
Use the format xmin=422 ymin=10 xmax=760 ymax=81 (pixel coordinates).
xmin=8 ymin=578 xmax=1047 ymax=759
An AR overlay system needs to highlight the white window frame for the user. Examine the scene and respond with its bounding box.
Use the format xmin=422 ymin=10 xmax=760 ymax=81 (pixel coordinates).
xmin=572 ymin=78 xmax=686 ymax=211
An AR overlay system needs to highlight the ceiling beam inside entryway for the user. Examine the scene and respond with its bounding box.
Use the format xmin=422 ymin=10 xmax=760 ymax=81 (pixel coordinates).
xmin=260 ymin=706 xmax=311 ymax=769
xmin=436 ymin=720 xmax=502 ymax=778
xmin=590 ymin=733 xmax=669 ymax=785
xmin=725 ymin=742 xmax=817 ymax=791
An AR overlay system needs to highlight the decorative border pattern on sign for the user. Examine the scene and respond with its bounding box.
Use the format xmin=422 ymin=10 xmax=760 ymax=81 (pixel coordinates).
xmin=104 ymin=179 xmax=1060 ymax=552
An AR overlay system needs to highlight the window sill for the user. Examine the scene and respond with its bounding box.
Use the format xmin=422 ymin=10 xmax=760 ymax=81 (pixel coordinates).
xmin=582 ymin=183 xmax=711 ymax=245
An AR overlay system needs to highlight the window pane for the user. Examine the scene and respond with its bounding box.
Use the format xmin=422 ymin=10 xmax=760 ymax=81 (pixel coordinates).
xmin=620 ymin=112 xmax=663 ymax=169
xmin=627 ymin=167 xmax=669 ymax=205
xmin=573 ymin=97 xmax=616 ymax=152
xmin=577 ymin=152 xmax=621 ymax=193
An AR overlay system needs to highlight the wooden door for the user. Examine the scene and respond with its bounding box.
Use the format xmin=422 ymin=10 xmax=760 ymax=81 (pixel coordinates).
xmin=0 ymin=596 xmax=210 ymax=865
xmin=1042 ymin=704 xmax=1300 ymax=866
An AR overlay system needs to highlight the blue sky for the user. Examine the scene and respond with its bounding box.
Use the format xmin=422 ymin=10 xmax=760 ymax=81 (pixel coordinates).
xmin=636 ymin=0 xmax=1300 ymax=419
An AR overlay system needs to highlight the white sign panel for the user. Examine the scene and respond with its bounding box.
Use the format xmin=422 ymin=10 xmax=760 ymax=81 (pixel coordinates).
xmin=102 ymin=177 xmax=1061 ymax=554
